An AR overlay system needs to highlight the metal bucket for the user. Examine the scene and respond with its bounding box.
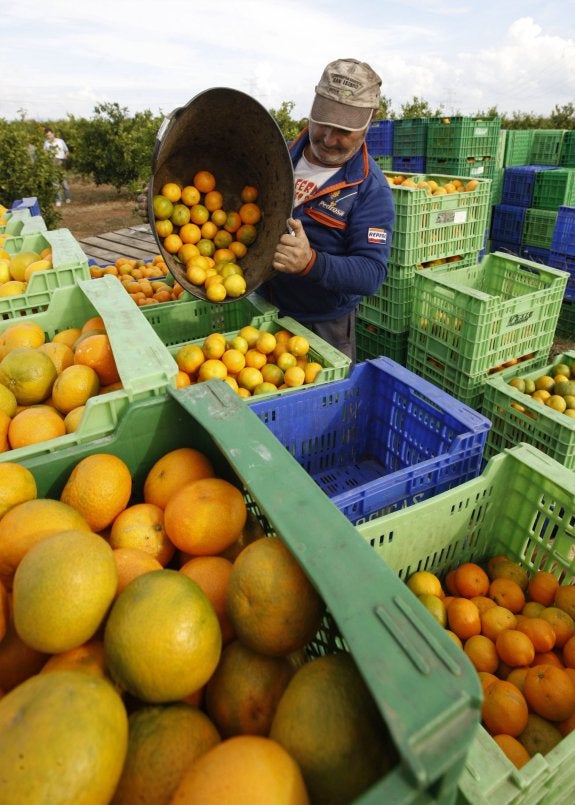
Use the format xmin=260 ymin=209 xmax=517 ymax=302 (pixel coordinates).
xmin=148 ymin=87 xmax=295 ymax=302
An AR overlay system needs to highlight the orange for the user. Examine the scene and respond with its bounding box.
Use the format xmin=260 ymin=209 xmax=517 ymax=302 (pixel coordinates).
xmin=533 ymin=650 xmax=564 ymax=668
xmin=229 ymin=241 xmax=248 ymax=259
xmin=221 ymin=348 xmax=245 ymax=375
xmin=174 ymin=370 xmax=191 ymax=388
xmin=8 ymin=405 xmax=66 ymax=449
xmin=189 ymin=204 xmax=210 ymax=226
xmin=111 ymin=703 xmax=221 ymax=805
xmin=60 ymin=453 xmax=132 ymax=533
xmin=236 ymin=223 xmax=257 ymax=246
xmin=244 ymin=348 xmax=267 ymax=370
xmin=181 ymin=185 xmax=201 ymax=206
xmin=204 ymin=190 xmax=223 ymax=212
xmin=175 ymin=343 xmax=205 ymax=375
xmin=238 ymin=202 xmax=262 ymax=225
xmin=255 ymin=331 xmax=277 ymax=356
xmin=178 ymin=222 xmax=202 ymax=244
xmin=112 ymin=546 xmax=163 ymax=597
xmin=523 ymin=601 xmax=546 ymax=618
xmin=73 ymin=333 xmax=120 ymax=387
xmin=237 ymin=367 xmax=264 ymax=393
xmin=304 ymin=362 xmax=323 ymax=384
xmin=540 ymin=606 xmax=575 ymax=648
xmin=164 ymin=477 xmax=247 ymax=556
xmin=201 ymin=220 xmax=218 ymax=240
xmin=492 ymin=734 xmax=531 ymax=769
xmin=0 ymin=615 xmax=48 ymax=692
xmin=0 ymin=321 xmax=45 ymax=353
xmin=40 ymin=638 xmax=108 ymax=679
xmin=528 ymin=571 xmax=559 ymax=607
xmin=104 ymin=569 xmax=222 ymax=703
xmin=171 ymin=734 xmax=309 ymax=804
xmin=464 ymin=634 xmax=499 ymax=673
xmin=489 ymin=559 xmax=529 ymax=591
xmin=50 ymin=364 xmax=100 ymax=414
xmin=516 ymin=617 xmax=556 ymax=653
xmin=12 ymin=529 xmax=118 ymax=653
xmin=52 ymin=327 xmax=82 ymax=349
xmin=64 ymin=406 xmax=86 ymax=434
xmin=202 ymin=332 xmax=227 ymax=359
xmin=179 ymin=555 xmax=236 ymax=645
xmin=240 ymin=185 xmax=259 ymax=203
xmin=0 ymin=463 xmax=37 ymax=520
xmin=523 ymin=664 xmax=575 ymax=721
xmin=406 ymin=570 xmax=443 ymax=598
xmin=0 ymin=670 xmax=128 ymax=803
xmin=506 ymin=666 xmax=529 ymax=692
xmin=193 ymin=170 xmax=216 ymax=194
xmin=554 ymin=584 xmax=575 ymax=620
xmin=284 ymin=366 xmax=306 ymax=387
xmin=238 ymin=325 xmax=260 ymax=347
xmin=563 ymin=634 xmax=575 ymax=668
xmin=482 ymin=679 xmax=529 ymax=737
xmin=226 ymin=536 xmax=324 ymax=657
xmin=155 ymin=218 xmax=173 ymax=238
xmin=447 ymin=597 xmax=481 ymax=640
xmin=518 ymin=712 xmax=563 ymax=757
xmin=205 ymin=639 xmax=294 ymax=737
xmin=0 ymin=498 xmax=91 ymax=580
xmin=162 ymin=234 xmax=183 ymax=254
xmin=143 ymin=446 xmax=215 ymax=510
xmin=478 ymin=670 xmax=498 ymax=693
xmin=161 ymin=182 xmax=182 ymax=202
xmin=287 ymin=335 xmax=310 ymax=357
xmin=198 ymin=359 xmax=227 ymax=382
xmin=269 ymin=652 xmax=394 ymax=803
xmin=37 ymin=341 xmax=74 ymax=374
xmin=454 ymin=562 xmax=490 ymax=598
xmin=109 ymin=502 xmax=175 ymax=567
xmin=471 ymin=595 xmax=497 ymax=615
xmin=0 ymin=348 xmax=57 ymax=405
xmin=224 ymin=211 xmax=242 ymax=234
xmin=489 ymin=577 xmax=526 ymax=613
xmin=495 ymin=629 xmax=535 ymax=667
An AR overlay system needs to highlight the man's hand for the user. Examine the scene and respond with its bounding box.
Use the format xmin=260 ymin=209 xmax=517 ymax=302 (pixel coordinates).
xmin=272 ymin=218 xmax=313 ymax=274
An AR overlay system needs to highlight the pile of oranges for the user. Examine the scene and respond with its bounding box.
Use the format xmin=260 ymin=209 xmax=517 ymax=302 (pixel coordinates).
xmin=0 ymin=443 xmax=390 ymax=802
xmin=406 ymin=557 xmax=575 ymax=769
xmin=0 ymin=316 xmax=122 ymax=451
xmin=0 ymin=245 xmax=54 ymax=298
xmin=385 ymin=173 xmax=479 ymax=195
xmin=173 ymin=325 xmax=323 ymax=397
xmin=153 ymin=171 xmax=263 ymax=302
xmin=89 ymin=255 xmax=186 ymax=306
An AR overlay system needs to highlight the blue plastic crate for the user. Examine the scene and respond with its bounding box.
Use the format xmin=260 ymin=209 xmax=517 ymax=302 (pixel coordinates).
xmin=548 ymin=250 xmax=575 ymax=300
xmin=551 ymin=205 xmax=575 ymax=256
xmin=392 ymin=155 xmax=426 ymax=174
xmin=520 ymin=244 xmax=550 ymax=263
xmin=10 ymin=196 xmax=41 ymax=217
xmin=501 ymin=165 xmax=557 ymax=207
xmin=489 ymin=204 xmax=526 ymax=245
xmin=247 ymin=356 xmax=491 ymax=525
xmin=488 ymin=240 xmax=521 ymax=257
xmin=365 ymin=119 xmax=394 ymax=157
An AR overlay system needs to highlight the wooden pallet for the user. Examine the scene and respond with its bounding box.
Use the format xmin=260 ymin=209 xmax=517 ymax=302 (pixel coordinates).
xmin=78 ymin=224 xmax=160 ymax=264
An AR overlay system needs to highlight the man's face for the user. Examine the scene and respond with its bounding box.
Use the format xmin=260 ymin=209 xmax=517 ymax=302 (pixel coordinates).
xmin=307 ymin=120 xmax=368 ymax=167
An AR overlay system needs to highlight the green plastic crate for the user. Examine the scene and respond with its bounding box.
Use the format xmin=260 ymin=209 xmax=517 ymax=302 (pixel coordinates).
xmin=559 ymin=131 xmax=575 ymax=168
xmin=358 ymin=252 xmax=480 ymax=333
xmin=532 ymin=169 xmax=575 ymax=211
xmin=409 ymin=251 xmax=568 ymax=377
xmin=556 ymin=299 xmax=575 ymax=339
xmin=425 ymin=157 xmax=497 ymax=180
xmin=8 ymin=382 xmax=483 ymax=803
xmin=0 ymin=208 xmax=34 ymax=236
xmin=426 ymin=116 xmax=501 ymax=161
xmin=482 ymin=351 xmax=575 ymax=466
xmin=373 ymin=155 xmax=393 ymax=171
xmin=530 ymin=130 xmax=566 ymax=167
xmin=142 ymin=293 xmax=351 ymax=397
xmin=383 ymin=172 xmax=492 ymax=266
xmin=522 ymin=209 xmax=558 ymax=249
xmin=355 ymin=443 xmax=575 ymax=805
xmin=406 ymin=343 xmax=548 ymax=412
xmin=356 ymin=318 xmax=409 ymax=364
xmin=392 ymin=118 xmax=429 ymax=157
xmin=0 ymin=276 xmax=177 ymax=463
xmin=502 ymin=130 xmax=534 ymax=168
xmin=0 ymin=229 xmax=91 ymax=319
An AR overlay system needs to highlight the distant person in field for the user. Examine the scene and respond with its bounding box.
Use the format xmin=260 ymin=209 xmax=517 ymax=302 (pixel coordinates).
xmin=44 ymin=127 xmax=71 ymax=207
xmin=263 ymin=58 xmax=395 ymax=361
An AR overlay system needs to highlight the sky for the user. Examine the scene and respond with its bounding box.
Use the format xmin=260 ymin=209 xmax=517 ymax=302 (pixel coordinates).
xmin=1 ymin=0 xmax=574 ymax=123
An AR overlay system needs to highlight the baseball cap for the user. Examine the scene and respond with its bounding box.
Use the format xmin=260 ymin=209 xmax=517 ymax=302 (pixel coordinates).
xmin=309 ymin=58 xmax=382 ymax=132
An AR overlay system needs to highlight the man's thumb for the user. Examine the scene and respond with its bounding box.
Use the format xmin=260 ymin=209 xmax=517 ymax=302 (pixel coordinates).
xmin=287 ymin=218 xmax=303 ymax=236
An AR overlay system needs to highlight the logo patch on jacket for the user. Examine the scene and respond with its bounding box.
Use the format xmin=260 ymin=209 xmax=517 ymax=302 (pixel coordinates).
xmin=368 ymin=227 xmax=387 ymax=243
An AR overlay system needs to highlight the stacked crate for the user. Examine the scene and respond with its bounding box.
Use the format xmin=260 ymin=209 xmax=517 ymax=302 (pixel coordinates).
xmin=356 ymin=171 xmax=491 ymax=364
xmin=489 ymin=166 xmax=575 ymax=261
xmin=391 ymin=118 xmax=429 ymax=174
xmin=406 ymin=251 xmax=568 ymax=411
xmin=560 ymin=130 xmax=575 ymax=168
xmin=425 ymin=116 xmax=501 ymax=186
xmin=365 ymin=119 xmax=394 ymax=171
xmin=529 ymin=129 xmax=567 ymax=166
xmin=549 ymin=205 xmax=575 ymax=338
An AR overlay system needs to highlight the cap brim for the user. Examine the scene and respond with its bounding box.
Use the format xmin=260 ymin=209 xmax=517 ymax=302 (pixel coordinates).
xmin=309 ymin=94 xmax=372 ymax=132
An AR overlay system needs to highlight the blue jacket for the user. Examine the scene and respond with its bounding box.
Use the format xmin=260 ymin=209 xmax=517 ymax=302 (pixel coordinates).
xmin=262 ymin=129 xmax=395 ymax=323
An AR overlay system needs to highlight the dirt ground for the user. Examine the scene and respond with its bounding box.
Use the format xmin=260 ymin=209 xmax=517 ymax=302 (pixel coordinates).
xmin=53 ymin=177 xmax=573 ymax=357
xmin=57 ymin=177 xmax=143 ymax=240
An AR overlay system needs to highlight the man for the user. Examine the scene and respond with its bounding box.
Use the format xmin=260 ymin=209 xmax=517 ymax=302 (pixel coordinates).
xmin=44 ymin=127 xmax=71 ymax=207
xmin=263 ymin=58 xmax=395 ymax=360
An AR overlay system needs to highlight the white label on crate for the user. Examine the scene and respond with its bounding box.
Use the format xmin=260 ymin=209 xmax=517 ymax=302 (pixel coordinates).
xmin=433 ymin=209 xmax=468 ymax=225
xmin=470 ymin=165 xmax=485 ymax=176
xmin=474 ymin=126 xmax=489 ymax=136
